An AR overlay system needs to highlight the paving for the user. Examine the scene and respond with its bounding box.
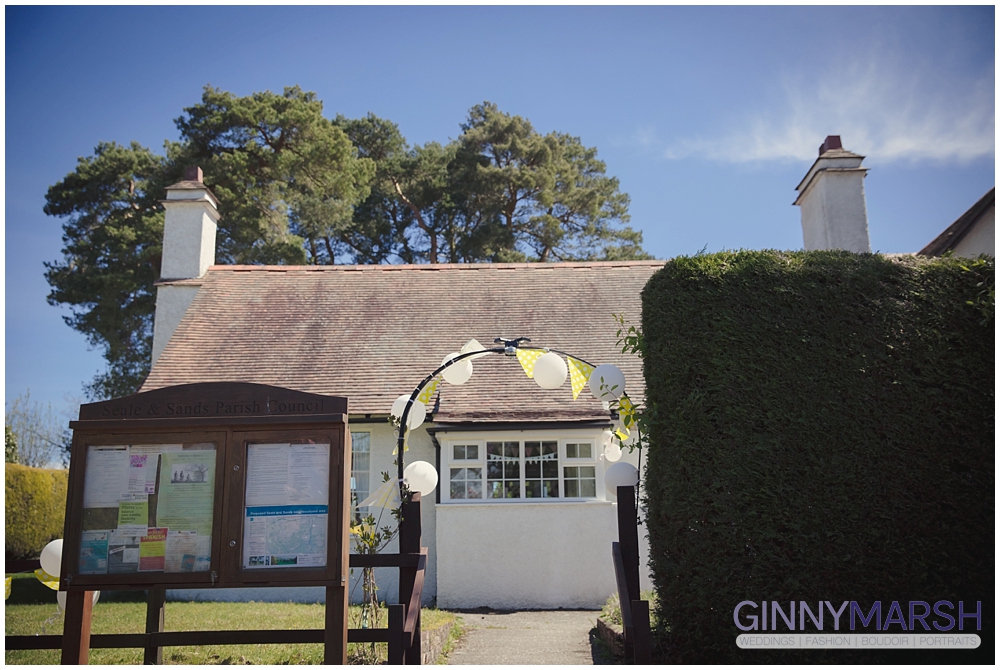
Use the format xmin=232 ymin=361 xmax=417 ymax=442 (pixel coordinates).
xmin=446 ymin=610 xmax=609 ymax=665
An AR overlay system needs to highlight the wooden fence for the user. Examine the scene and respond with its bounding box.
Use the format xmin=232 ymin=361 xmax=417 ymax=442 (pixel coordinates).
xmin=5 ymin=493 xmax=427 ymax=664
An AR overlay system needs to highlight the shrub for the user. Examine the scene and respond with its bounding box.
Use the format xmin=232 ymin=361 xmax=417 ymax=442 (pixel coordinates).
xmin=641 ymin=251 xmax=994 ymax=663
xmin=5 ymin=463 xmax=68 ymax=559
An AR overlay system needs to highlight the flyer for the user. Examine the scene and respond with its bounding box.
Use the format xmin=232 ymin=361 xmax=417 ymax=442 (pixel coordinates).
xmin=156 ymin=451 xmax=215 ymax=536
xmin=117 ymin=499 xmax=149 ymax=536
xmin=138 ymin=527 xmax=168 ymax=571
xmin=164 ymin=531 xmax=211 ymax=573
xmin=107 ymin=529 xmax=140 ymax=574
xmin=83 ymin=446 xmax=129 ymax=508
xmin=79 ymin=530 xmax=110 ymax=574
xmin=127 ymin=453 xmax=148 ymax=495
xmin=131 ymin=444 xmax=182 ymax=494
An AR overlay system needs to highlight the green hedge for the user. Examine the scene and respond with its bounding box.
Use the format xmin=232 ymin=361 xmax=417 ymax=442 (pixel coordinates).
xmin=5 ymin=463 xmax=68 ymax=560
xmin=641 ymin=251 xmax=994 ymax=663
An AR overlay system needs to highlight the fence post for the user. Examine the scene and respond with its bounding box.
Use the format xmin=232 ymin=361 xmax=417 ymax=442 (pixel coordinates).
xmin=60 ymin=590 xmax=94 ymax=664
xmin=631 ymin=599 xmax=652 ymax=663
xmin=144 ymin=588 xmax=165 ymax=664
xmin=616 ymin=485 xmax=640 ymax=604
xmin=399 ymin=492 xmax=422 ymax=664
xmin=388 ymin=603 xmax=405 ymax=664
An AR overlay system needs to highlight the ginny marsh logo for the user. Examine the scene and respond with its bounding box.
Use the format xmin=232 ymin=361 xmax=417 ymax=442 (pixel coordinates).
xmin=733 ymin=601 xmax=982 ymax=650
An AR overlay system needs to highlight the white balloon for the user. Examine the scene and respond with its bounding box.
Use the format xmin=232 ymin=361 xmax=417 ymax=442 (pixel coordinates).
xmin=533 ymin=352 xmax=568 ymax=390
xmin=605 ymin=462 xmax=639 ymax=494
xmin=441 ymin=353 xmax=473 ymax=385
xmin=57 ymin=590 xmax=100 ymax=611
xmin=604 ymin=443 xmax=623 ymax=462
xmin=390 ymin=395 xmax=426 ymax=430
xmin=589 ymin=364 xmax=625 ymax=400
xmin=403 ymin=461 xmax=439 ymax=496
xmin=601 ymin=430 xmax=615 ymax=449
xmin=40 ymin=539 xmax=63 ymax=578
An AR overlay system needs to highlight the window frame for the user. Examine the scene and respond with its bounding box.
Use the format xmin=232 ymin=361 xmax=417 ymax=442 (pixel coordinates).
xmin=439 ymin=431 xmax=605 ymax=504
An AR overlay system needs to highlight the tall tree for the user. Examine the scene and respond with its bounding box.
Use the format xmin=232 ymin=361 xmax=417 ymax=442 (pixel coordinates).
xmin=45 ymin=90 xmax=649 ymax=399
xmin=46 ymin=86 xmax=375 ymax=397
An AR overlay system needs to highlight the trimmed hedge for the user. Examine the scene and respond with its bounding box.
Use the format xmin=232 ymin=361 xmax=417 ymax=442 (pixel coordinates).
xmin=641 ymin=251 xmax=994 ymax=663
xmin=5 ymin=463 xmax=68 ymax=560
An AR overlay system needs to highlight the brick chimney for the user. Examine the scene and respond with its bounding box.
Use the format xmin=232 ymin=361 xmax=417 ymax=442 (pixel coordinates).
xmin=151 ymin=167 xmax=219 ymax=365
xmin=793 ymin=136 xmax=871 ymax=253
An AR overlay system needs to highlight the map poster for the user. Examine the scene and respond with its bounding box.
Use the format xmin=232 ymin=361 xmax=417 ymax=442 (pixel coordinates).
xmin=138 ymin=527 xmax=168 ymax=571
xmin=79 ymin=530 xmax=110 ymax=574
xmin=242 ymin=505 xmax=328 ymax=569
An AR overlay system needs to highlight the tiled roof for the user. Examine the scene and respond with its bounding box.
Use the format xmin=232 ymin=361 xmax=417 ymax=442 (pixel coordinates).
xmin=142 ymin=261 xmax=664 ymax=423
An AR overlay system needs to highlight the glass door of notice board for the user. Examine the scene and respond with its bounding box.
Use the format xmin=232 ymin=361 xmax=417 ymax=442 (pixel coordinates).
xmin=69 ymin=431 xmax=225 ymax=586
xmin=226 ymin=429 xmax=345 ymax=584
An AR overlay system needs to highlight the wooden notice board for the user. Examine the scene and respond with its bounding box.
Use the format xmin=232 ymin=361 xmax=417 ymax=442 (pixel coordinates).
xmin=61 ymin=382 xmax=351 ymax=592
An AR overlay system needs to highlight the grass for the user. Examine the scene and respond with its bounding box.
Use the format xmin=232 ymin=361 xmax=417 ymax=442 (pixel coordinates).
xmin=600 ymin=590 xmax=658 ymax=628
xmin=5 ymin=574 xmax=456 ymax=665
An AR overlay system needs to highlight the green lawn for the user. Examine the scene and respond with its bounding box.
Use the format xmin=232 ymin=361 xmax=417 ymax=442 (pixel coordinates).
xmin=5 ymin=574 xmax=455 ymax=665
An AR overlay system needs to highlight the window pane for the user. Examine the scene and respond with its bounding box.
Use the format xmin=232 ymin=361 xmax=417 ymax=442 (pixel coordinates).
xmin=468 ymin=481 xmax=482 ymax=499
xmin=580 ymin=466 xmax=596 ymax=478
xmin=565 ymin=480 xmax=579 ymax=497
xmin=525 ymin=481 xmax=540 ymax=498
xmin=542 ymin=461 xmax=557 ymax=478
xmin=565 ymin=466 xmax=578 ymax=478
xmin=567 ymin=443 xmax=578 ymax=459
xmin=450 ymin=482 xmax=466 ymax=499
xmin=467 ymin=468 xmax=481 ymax=480
xmin=451 ymin=468 xmax=466 ymax=481
xmin=351 ymin=432 xmax=371 ymax=516
xmin=504 ymin=460 xmax=520 ymax=478
xmin=525 ymin=459 xmax=540 ymax=478
xmin=581 ymin=480 xmax=597 ymax=498
xmin=505 ymin=481 xmax=520 ymax=498
xmin=544 ymin=480 xmax=559 ymax=498
xmin=467 ymin=445 xmax=479 ymax=460
xmin=578 ymin=444 xmax=592 ymax=459
xmin=487 ymin=461 xmax=503 ymax=479
xmin=489 ymin=481 xmax=504 ymax=499
xmin=524 ymin=442 xmax=539 ymax=458
xmin=453 ymin=445 xmax=465 ymax=460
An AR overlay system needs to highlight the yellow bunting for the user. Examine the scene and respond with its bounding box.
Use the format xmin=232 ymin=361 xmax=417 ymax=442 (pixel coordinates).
xmin=567 ymin=357 xmax=595 ymax=400
xmin=34 ymin=568 xmax=59 ymax=591
xmin=417 ymin=377 xmax=441 ymax=405
xmin=350 ymin=523 xmax=374 ymax=537
xmin=5 ymin=576 xmax=11 ymax=600
xmin=358 ymin=478 xmax=401 ymax=509
xmin=516 ymin=349 xmax=544 ymax=378
xmin=618 ymin=393 xmax=637 ymax=429
xmin=615 ymin=427 xmax=630 ymax=442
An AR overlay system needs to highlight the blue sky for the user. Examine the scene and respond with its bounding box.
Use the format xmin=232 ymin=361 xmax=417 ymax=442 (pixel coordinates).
xmin=5 ymin=5 xmax=995 ymax=415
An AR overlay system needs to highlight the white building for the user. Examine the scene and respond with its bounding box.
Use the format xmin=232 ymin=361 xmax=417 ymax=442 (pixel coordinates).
xmin=147 ymin=167 xmax=658 ymax=608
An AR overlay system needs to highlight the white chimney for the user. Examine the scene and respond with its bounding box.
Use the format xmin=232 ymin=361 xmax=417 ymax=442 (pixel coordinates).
xmin=150 ymin=166 xmax=219 ymax=365
xmin=794 ymin=136 xmax=871 ymax=253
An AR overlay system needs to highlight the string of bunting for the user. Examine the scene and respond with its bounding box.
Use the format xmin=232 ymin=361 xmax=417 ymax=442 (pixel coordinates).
xmin=35 ymin=567 xmax=59 ymax=590
xmin=567 ymin=356 xmax=595 ymax=400
xmin=357 ymin=477 xmax=402 ymax=509
xmin=515 ymin=349 xmax=544 ymax=378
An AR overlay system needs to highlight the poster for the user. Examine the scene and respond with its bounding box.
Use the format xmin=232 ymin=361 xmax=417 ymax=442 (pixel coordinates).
xmin=243 ymin=443 xmax=330 ymax=569
xmin=117 ymin=499 xmax=149 ymax=536
xmin=138 ymin=528 xmax=168 ymax=571
xmin=164 ymin=531 xmax=211 ymax=573
xmin=156 ymin=451 xmax=216 ymax=537
xmin=82 ymin=446 xmax=129 ymax=508
xmin=79 ymin=530 xmax=110 ymax=574
xmin=107 ymin=529 xmax=141 ymax=574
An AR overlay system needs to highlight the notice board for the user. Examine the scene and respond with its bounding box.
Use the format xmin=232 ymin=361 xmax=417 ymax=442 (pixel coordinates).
xmin=60 ymin=383 xmax=350 ymax=592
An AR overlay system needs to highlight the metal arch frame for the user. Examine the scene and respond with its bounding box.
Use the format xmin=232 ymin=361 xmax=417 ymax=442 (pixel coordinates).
xmin=393 ymin=337 xmax=601 ymax=488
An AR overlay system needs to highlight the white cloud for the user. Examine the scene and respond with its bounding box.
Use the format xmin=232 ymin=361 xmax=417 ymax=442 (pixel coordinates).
xmin=664 ymin=52 xmax=994 ymax=165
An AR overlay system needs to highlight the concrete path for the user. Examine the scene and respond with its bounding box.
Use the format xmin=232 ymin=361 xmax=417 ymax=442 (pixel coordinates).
xmin=446 ymin=610 xmax=608 ymax=665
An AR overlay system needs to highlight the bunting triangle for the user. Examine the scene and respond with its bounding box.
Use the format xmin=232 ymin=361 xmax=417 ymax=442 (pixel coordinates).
xmin=35 ymin=568 xmax=59 ymax=590
xmin=618 ymin=393 xmax=637 ymax=429
xmin=358 ymin=478 xmax=401 ymax=509
xmin=567 ymin=357 xmax=595 ymax=400
xmin=417 ymin=377 xmax=441 ymax=405
xmin=5 ymin=575 xmax=11 ymax=600
xmin=516 ymin=349 xmax=544 ymax=378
